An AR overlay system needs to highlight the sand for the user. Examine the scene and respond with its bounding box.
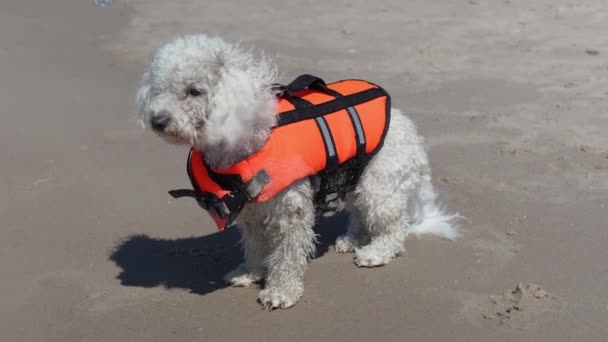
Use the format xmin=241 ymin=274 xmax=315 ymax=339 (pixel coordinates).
xmin=1 ymin=0 xmax=607 ymax=341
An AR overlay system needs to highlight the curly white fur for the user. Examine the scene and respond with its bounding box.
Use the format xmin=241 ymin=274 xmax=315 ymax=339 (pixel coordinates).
xmin=136 ymin=34 xmax=462 ymax=310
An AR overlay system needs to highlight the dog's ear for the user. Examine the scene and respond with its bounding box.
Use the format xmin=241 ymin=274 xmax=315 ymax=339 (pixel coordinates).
xmin=135 ymin=71 xmax=152 ymax=125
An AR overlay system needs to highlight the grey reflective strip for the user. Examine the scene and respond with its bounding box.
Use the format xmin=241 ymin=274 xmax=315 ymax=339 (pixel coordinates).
xmin=347 ymin=106 xmax=366 ymax=145
xmin=315 ymin=117 xmax=336 ymax=158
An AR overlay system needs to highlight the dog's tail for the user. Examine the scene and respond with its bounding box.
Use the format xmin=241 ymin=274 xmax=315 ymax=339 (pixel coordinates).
xmin=407 ymin=177 xmax=463 ymax=240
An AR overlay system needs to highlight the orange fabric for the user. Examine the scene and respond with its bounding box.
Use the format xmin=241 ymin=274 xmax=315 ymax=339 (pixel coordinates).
xmin=188 ymin=79 xmax=389 ymax=230
xmin=356 ymin=99 xmax=387 ymax=154
xmin=189 ymin=150 xmax=230 ymax=198
xmin=219 ymin=118 xmax=327 ymax=201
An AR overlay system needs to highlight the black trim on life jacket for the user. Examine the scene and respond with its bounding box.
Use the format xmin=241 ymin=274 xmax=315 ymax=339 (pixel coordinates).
xmin=203 ymin=161 xmax=244 ymax=192
xmin=281 ymin=92 xmax=312 ymax=108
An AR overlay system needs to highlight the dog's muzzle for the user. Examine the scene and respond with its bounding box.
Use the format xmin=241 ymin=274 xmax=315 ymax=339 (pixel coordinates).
xmin=150 ymin=113 xmax=171 ymax=132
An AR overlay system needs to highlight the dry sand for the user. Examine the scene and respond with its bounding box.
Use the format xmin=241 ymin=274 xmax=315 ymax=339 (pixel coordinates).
xmin=1 ymin=0 xmax=607 ymax=341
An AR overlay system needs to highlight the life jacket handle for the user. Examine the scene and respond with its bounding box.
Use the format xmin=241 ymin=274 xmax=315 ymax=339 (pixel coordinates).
xmin=285 ymin=74 xmax=328 ymax=93
xmin=272 ymin=74 xmax=329 ymax=98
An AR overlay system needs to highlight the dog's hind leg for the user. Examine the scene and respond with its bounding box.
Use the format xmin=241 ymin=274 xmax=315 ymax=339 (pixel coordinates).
xmin=257 ymin=182 xmax=316 ymax=310
xmin=353 ymin=200 xmax=411 ymax=267
xmin=335 ymin=207 xmax=369 ymax=253
xmin=350 ymin=111 xmax=426 ymax=267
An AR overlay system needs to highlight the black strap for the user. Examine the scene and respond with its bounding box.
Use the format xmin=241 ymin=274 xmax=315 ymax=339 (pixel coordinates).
xmin=211 ymin=169 xmax=270 ymax=221
xmin=272 ymin=74 xmax=332 ymax=102
xmin=204 ymin=162 xmax=244 ymax=191
xmin=283 ymin=93 xmax=313 ymax=109
xmin=319 ymin=88 xmax=367 ymax=160
xmin=182 ymin=76 xmax=390 ymax=227
xmin=273 ymin=75 xmax=386 ymax=176
xmin=183 ymin=150 xmax=271 ymax=226
xmin=273 ymin=82 xmax=313 ymax=109
xmin=273 ymin=74 xmax=345 ymax=109
xmin=285 ymin=74 xmax=328 ymax=93
xmin=168 ymin=189 xmax=198 ymax=199
xmin=217 ymin=191 xmax=248 ymax=219
xmin=278 ymin=84 xmax=341 ymax=173
xmin=275 ymin=87 xmax=386 ymax=127
xmin=190 ymin=170 xmax=271 ymax=225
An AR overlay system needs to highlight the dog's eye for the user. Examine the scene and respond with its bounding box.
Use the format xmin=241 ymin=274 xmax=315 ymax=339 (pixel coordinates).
xmin=187 ymin=87 xmax=203 ymax=97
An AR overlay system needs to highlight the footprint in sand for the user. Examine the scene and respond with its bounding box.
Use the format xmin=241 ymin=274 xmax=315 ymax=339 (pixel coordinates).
xmin=480 ymin=283 xmax=566 ymax=330
xmin=455 ymin=283 xmax=566 ymax=331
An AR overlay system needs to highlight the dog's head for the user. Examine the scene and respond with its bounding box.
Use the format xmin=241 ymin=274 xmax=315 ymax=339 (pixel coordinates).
xmin=136 ymin=35 xmax=278 ymax=161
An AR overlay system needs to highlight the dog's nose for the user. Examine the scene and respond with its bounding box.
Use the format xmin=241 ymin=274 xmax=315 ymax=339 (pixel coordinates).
xmin=150 ymin=113 xmax=171 ymax=131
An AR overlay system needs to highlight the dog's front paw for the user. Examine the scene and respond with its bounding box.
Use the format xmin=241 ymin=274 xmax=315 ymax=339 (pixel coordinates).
xmin=257 ymin=287 xmax=303 ymax=310
xmin=354 ymin=245 xmax=398 ymax=267
xmin=224 ymin=263 xmax=263 ymax=287
xmin=335 ymin=234 xmax=356 ymax=253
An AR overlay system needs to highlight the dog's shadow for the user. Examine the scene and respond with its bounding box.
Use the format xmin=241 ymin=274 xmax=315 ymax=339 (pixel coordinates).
xmin=109 ymin=212 xmax=348 ymax=295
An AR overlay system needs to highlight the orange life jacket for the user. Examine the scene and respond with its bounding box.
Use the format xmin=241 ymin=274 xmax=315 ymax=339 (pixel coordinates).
xmin=174 ymin=75 xmax=391 ymax=231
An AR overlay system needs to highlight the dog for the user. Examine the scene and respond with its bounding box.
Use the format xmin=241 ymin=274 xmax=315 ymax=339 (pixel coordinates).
xmin=136 ymin=34 xmax=461 ymax=310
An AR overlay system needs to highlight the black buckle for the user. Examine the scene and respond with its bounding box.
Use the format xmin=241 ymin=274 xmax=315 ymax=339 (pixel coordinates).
xmin=243 ymin=170 xmax=270 ymax=199
xmin=213 ymin=201 xmax=231 ymax=218
xmin=167 ymin=188 xmax=230 ymax=218
xmin=169 ymin=170 xmax=270 ymax=224
xmin=169 ymin=189 xmax=210 ymax=210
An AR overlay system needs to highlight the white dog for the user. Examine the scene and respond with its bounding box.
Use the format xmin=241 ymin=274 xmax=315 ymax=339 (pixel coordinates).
xmin=136 ymin=34 xmax=461 ymax=310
